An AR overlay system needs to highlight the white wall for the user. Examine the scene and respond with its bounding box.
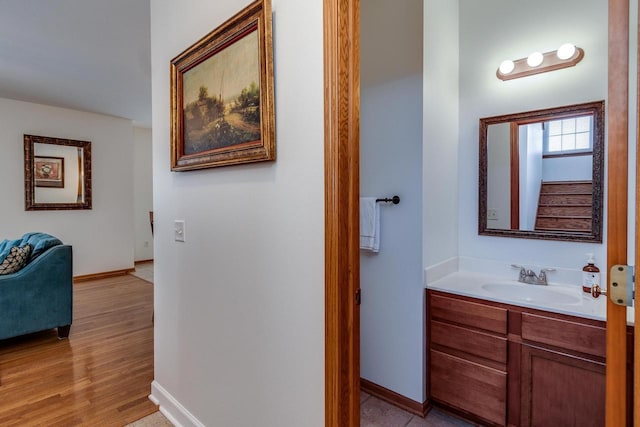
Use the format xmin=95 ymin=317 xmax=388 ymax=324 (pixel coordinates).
xmin=486 ymin=123 xmax=511 ymax=229
xmin=133 ymin=126 xmax=153 ymax=261
xmin=521 ymin=124 xmax=543 ymax=231
xmin=423 ymin=0 xmax=460 ymax=270
xmin=360 ymin=0 xmax=424 ymax=402
xmin=150 ymin=1 xmax=325 ymax=426
xmin=458 ymin=0 xmax=608 ymax=272
xmin=0 ymin=97 xmax=134 ymax=276
xmin=542 ymin=156 xmax=593 ymax=181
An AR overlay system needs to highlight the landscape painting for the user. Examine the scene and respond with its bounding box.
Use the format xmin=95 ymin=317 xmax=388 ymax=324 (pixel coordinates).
xmin=182 ymin=30 xmax=260 ymax=155
xmin=170 ymin=0 xmax=275 ymax=171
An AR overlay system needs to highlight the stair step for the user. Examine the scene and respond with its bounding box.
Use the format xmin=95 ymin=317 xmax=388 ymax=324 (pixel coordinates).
xmin=537 ymin=216 xmax=592 ymax=221
xmin=535 ymin=217 xmax=592 ymax=232
xmin=539 ymin=191 xmax=592 ymax=196
xmin=541 ymin=181 xmax=592 ymax=194
xmin=539 ymin=194 xmax=592 ymax=205
xmin=535 ymin=181 xmax=594 ymax=232
xmin=537 ymin=206 xmax=592 ymax=217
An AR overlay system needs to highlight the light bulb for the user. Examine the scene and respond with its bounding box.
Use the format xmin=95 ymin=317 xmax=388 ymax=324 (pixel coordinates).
xmin=557 ymin=43 xmax=576 ymax=60
xmin=527 ymin=52 xmax=544 ymax=67
xmin=499 ymin=60 xmax=515 ymax=74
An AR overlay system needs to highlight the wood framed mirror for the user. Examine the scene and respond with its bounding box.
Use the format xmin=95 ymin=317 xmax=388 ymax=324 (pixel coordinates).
xmin=24 ymin=134 xmax=92 ymax=210
xmin=479 ymin=100 xmax=604 ymax=242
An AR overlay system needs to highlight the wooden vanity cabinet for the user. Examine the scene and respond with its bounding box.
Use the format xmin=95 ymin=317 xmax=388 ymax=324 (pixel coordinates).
xmin=426 ymin=290 xmax=607 ymax=427
xmin=427 ymin=292 xmax=508 ymax=426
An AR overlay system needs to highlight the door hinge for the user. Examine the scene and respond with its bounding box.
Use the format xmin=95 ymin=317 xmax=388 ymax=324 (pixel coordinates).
xmin=355 ymin=288 xmax=361 ymax=305
xmin=609 ymin=265 xmax=635 ymax=307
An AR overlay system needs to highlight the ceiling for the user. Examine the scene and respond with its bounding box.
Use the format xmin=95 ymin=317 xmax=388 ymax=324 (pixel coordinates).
xmin=0 ymin=0 xmax=151 ymax=127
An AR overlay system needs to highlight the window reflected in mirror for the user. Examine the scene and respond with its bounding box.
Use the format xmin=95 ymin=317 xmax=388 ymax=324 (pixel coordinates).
xmin=479 ymin=101 xmax=604 ymax=242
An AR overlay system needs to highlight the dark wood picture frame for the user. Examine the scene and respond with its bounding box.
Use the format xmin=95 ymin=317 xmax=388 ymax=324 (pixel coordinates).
xmin=24 ymin=134 xmax=92 ymax=211
xmin=34 ymin=156 xmax=65 ymax=188
xmin=478 ymin=100 xmax=605 ymax=243
xmin=170 ymin=0 xmax=275 ymax=171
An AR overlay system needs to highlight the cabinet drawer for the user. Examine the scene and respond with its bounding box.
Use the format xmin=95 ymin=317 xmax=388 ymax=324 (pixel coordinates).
xmin=430 ymin=293 xmax=507 ymax=334
xmin=431 ymin=320 xmax=507 ymax=364
xmin=430 ymin=350 xmax=507 ymax=426
xmin=521 ymin=313 xmax=605 ymax=358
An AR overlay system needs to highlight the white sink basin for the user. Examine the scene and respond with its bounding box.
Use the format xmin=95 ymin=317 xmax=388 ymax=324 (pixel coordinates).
xmin=481 ymin=283 xmax=581 ymax=305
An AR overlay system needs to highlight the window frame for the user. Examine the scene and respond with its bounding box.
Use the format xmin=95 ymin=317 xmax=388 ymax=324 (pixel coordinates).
xmin=542 ymin=113 xmax=594 ymax=157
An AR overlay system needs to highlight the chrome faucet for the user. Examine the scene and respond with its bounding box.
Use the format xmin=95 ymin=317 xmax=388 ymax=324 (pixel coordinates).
xmin=511 ymin=265 xmax=555 ymax=285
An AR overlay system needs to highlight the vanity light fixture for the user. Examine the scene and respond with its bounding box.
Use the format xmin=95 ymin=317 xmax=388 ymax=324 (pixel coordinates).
xmin=497 ymin=43 xmax=584 ymax=81
xmin=526 ymin=51 xmax=544 ymax=67
xmin=499 ymin=60 xmax=515 ymax=75
xmin=556 ymin=43 xmax=577 ymax=60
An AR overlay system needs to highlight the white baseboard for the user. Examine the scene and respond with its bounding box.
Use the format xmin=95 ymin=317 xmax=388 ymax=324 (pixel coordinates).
xmin=148 ymin=393 xmax=160 ymax=405
xmin=150 ymin=380 xmax=205 ymax=427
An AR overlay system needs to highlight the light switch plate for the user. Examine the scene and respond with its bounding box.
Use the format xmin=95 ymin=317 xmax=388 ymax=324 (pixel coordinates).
xmin=487 ymin=209 xmax=499 ymax=220
xmin=174 ymin=220 xmax=185 ymax=242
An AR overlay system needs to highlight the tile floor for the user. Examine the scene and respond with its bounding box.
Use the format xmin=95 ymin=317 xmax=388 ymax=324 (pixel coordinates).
xmin=130 ymin=392 xmax=474 ymax=426
xmin=126 ymin=411 xmax=173 ymax=427
xmin=360 ymin=391 xmax=474 ymax=427
xmin=131 ymin=261 xmax=154 ymax=283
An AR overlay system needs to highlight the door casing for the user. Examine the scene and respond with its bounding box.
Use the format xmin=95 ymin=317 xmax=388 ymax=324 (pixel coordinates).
xmin=324 ymin=0 xmax=361 ymax=425
xmin=606 ymin=0 xmax=630 ymax=426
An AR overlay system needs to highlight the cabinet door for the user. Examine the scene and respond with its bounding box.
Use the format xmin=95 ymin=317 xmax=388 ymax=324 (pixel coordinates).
xmin=521 ymin=345 xmax=605 ymax=427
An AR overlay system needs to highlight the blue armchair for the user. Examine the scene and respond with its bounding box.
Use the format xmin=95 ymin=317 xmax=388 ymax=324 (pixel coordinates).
xmin=0 ymin=241 xmax=73 ymax=340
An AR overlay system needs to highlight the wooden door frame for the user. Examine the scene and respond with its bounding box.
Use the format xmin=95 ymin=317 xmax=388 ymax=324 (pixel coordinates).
xmin=636 ymin=1 xmax=640 ymax=421
xmin=606 ymin=0 xmax=630 ymax=426
xmin=324 ymin=0 xmax=632 ymax=425
xmin=324 ymin=0 xmax=360 ymax=425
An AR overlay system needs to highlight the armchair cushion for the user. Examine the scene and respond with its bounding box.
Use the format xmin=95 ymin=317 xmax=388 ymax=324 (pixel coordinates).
xmin=20 ymin=232 xmax=63 ymax=260
xmin=0 ymin=244 xmax=32 ymax=275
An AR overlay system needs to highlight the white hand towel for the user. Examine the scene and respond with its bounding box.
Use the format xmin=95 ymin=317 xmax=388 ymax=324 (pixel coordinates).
xmin=360 ymin=197 xmax=380 ymax=252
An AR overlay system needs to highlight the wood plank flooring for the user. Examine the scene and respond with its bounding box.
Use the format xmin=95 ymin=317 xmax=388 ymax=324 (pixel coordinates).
xmin=0 ymin=275 xmax=156 ymax=426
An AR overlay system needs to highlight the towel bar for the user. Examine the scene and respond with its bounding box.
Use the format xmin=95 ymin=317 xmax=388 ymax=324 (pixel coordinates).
xmin=376 ymin=195 xmax=400 ymax=205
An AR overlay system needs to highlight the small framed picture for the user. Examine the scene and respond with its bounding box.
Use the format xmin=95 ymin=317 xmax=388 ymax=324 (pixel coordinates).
xmin=34 ymin=156 xmax=64 ymax=188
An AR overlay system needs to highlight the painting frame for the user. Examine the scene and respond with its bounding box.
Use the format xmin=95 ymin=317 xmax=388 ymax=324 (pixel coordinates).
xmin=170 ymin=0 xmax=275 ymax=171
xmin=34 ymin=156 xmax=65 ymax=188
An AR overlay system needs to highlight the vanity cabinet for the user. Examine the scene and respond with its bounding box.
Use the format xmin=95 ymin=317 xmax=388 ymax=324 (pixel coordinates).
xmin=426 ymin=290 xmax=607 ymax=427
xmin=428 ymin=293 xmax=508 ymax=425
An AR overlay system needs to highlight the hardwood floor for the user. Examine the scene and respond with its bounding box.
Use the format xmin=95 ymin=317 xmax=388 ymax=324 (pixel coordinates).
xmin=0 ymin=275 xmax=156 ymax=426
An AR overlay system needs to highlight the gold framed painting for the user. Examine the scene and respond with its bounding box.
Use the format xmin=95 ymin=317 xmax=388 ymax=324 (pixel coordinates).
xmin=170 ymin=0 xmax=275 ymax=171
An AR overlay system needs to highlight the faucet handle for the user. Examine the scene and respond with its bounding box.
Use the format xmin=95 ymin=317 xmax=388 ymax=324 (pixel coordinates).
xmin=511 ymin=264 xmax=527 ymax=281
xmin=539 ymin=267 xmax=556 ymax=277
xmin=538 ymin=268 xmax=555 ymax=284
xmin=511 ymin=264 xmax=527 ymax=274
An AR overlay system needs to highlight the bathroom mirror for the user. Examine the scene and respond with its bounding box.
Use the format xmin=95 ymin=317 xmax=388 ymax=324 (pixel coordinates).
xmin=24 ymin=134 xmax=92 ymax=210
xmin=479 ymin=100 xmax=604 ymax=242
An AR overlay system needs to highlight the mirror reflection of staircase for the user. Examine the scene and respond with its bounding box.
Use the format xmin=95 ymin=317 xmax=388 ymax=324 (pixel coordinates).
xmin=535 ymin=180 xmax=592 ymax=233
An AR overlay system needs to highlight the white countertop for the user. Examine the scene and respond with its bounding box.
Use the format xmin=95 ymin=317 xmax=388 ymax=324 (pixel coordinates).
xmin=426 ymin=271 xmax=635 ymax=325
